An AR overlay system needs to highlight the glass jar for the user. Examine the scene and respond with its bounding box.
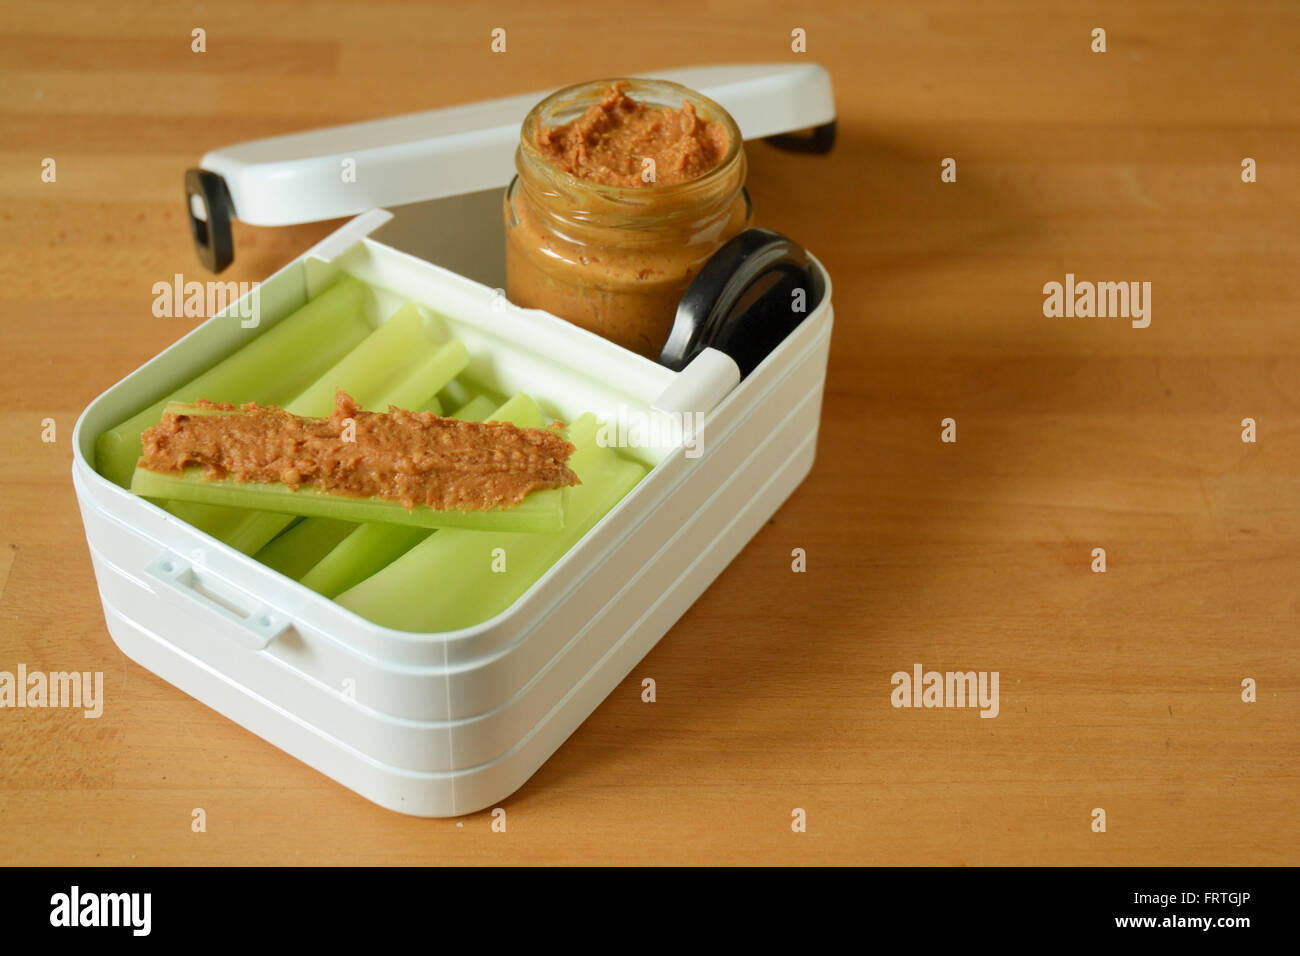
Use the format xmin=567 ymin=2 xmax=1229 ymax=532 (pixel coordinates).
xmin=503 ymin=78 xmax=752 ymax=359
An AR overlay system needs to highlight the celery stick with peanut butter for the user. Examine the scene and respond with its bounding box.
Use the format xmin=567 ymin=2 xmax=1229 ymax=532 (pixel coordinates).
xmin=130 ymin=390 xmax=579 ymax=533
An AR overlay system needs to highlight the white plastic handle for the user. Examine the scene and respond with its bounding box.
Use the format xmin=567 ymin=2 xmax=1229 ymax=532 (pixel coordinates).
xmin=144 ymin=554 xmax=291 ymax=650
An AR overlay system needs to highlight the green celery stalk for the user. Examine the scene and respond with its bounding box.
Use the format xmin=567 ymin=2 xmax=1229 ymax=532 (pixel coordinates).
xmin=473 ymin=392 xmax=546 ymax=428
xmin=281 ymin=303 xmax=452 ymax=415
xmin=438 ymin=378 xmax=505 ymax=414
xmin=193 ymin=307 xmax=470 ymax=553
xmin=334 ymin=412 xmax=645 ymax=633
xmin=95 ymin=275 xmax=369 ymax=488
xmin=296 ymin=393 xmax=541 ymax=598
xmin=445 ymin=394 xmax=495 ymax=422
xmin=298 ymin=523 xmax=430 ymax=599
xmin=130 ymin=462 xmax=563 ymax=532
xmin=129 ymin=391 xmax=566 ymax=533
xmin=249 ymin=388 xmax=472 ymax=580
xmin=252 ymin=518 xmax=357 ymax=580
xmin=436 ymin=376 xmax=474 ymax=411
xmin=370 ymin=340 xmax=468 ymax=412
xmin=164 ymin=499 xmax=268 ymax=543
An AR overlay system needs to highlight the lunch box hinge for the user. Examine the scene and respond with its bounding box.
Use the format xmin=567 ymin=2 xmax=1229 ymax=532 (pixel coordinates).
xmin=185 ymin=168 xmax=235 ymax=274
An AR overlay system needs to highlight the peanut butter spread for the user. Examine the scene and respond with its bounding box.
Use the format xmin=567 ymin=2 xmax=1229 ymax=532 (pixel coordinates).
xmin=537 ymin=82 xmax=729 ymax=188
xmin=138 ymin=391 xmax=579 ymax=511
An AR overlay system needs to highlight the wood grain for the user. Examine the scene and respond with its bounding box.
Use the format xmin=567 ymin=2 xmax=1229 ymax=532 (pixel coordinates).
xmin=0 ymin=0 xmax=1296 ymax=865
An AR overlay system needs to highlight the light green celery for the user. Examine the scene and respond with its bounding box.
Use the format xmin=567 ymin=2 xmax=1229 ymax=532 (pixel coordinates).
xmin=95 ymin=276 xmax=369 ymax=489
xmin=131 ymin=462 xmax=563 ymax=532
xmin=473 ymin=392 xmax=546 ymax=429
xmin=438 ymin=378 xmax=505 ymax=414
xmin=370 ymin=340 xmax=468 ymax=412
xmin=194 ymin=307 xmax=470 ymax=553
xmin=446 ymin=394 xmax=495 ymax=422
xmin=249 ymin=386 xmax=470 ymax=582
xmin=131 ymin=392 xmax=563 ymax=532
xmin=296 ymin=393 xmax=538 ymax=598
xmin=335 ymin=413 xmax=645 ymax=633
xmin=164 ymin=499 xmax=265 ymax=542
xmin=436 ymin=377 xmax=473 ymax=411
xmin=282 ymin=303 xmax=447 ymax=415
xmin=252 ymin=518 xmax=357 ymax=580
xmin=299 ymin=523 xmax=429 ymax=599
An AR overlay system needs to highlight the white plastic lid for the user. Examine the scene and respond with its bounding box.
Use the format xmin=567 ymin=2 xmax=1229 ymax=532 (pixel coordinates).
xmin=197 ymin=63 xmax=835 ymax=229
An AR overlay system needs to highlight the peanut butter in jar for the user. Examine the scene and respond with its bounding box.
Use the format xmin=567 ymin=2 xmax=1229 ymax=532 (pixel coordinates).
xmin=503 ymin=78 xmax=752 ymax=359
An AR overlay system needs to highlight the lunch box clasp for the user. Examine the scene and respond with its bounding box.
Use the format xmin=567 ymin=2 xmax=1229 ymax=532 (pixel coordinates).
xmin=145 ymin=553 xmax=290 ymax=649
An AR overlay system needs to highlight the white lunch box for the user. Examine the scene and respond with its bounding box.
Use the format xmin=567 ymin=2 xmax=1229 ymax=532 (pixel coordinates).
xmin=71 ymin=63 xmax=836 ymax=816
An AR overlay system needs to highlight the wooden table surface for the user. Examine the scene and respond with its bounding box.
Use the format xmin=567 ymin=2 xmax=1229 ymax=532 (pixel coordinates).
xmin=1 ymin=0 xmax=1296 ymax=866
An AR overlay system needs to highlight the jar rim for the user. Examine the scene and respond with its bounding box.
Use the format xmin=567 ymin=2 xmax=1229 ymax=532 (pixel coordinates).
xmin=517 ymin=77 xmax=745 ymax=198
